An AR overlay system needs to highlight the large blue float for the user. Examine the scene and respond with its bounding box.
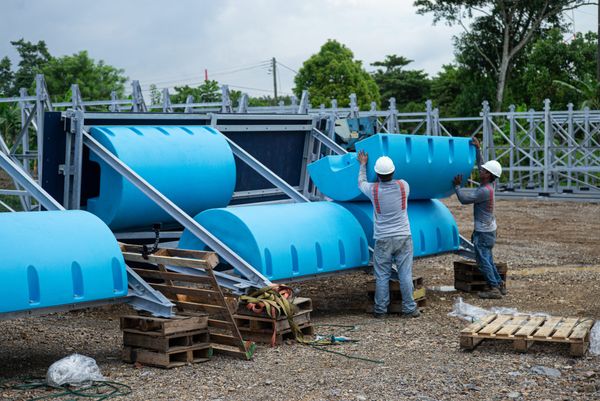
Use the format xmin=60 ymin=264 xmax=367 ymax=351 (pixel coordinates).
xmin=308 ymin=134 xmax=475 ymax=201
xmin=86 ymin=126 xmax=236 ymax=231
xmin=179 ymin=202 xmax=369 ymax=281
xmin=0 ymin=210 xmax=128 ymax=314
xmin=337 ymin=200 xmax=460 ymax=257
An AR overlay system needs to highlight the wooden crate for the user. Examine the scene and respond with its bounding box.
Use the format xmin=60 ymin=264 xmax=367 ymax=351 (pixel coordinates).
xmin=365 ymin=277 xmax=426 ymax=313
xmin=454 ymin=260 xmax=507 ymax=293
xmin=460 ymin=314 xmax=594 ymax=356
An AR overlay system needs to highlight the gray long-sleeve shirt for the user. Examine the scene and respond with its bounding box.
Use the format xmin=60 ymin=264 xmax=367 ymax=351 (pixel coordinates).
xmin=454 ymin=148 xmax=497 ymax=232
xmin=358 ymin=164 xmax=411 ymax=239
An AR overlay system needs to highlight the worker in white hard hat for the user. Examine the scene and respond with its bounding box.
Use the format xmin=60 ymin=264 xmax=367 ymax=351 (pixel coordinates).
xmin=357 ymin=150 xmax=419 ymax=319
xmin=452 ymin=137 xmax=505 ymax=299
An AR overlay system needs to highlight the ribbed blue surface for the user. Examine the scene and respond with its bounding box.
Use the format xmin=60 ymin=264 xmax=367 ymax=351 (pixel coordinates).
xmin=87 ymin=126 xmax=236 ymax=231
xmin=308 ymin=134 xmax=475 ymax=201
xmin=178 ymin=202 xmax=370 ymax=281
xmin=337 ymin=200 xmax=460 ymax=257
xmin=0 ymin=210 xmax=128 ymax=314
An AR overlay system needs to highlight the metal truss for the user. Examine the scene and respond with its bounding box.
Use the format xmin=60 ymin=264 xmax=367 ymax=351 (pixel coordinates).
xmin=0 ymin=148 xmax=175 ymax=318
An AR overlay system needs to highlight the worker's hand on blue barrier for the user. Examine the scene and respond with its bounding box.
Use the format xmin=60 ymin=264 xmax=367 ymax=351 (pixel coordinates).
xmin=358 ymin=150 xmax=368 ymax=166
xmin=470 ymin=137 xmax=480 ymax=149
xmin=453 ymin=174 xmax=463 ymax=187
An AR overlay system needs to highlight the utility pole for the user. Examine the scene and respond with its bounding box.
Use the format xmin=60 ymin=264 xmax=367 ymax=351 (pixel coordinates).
xmin=272 ymin=57 xmax=278 ymax=102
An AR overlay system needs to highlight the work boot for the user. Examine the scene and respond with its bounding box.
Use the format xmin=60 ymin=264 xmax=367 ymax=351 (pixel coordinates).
xmin=402 ymin=309 xmax=421 ymax=318
xmin=478 ymin=286 xmax=502 ymax=299
xmin=499 ymin=281 xmax=508 ymax=295
xmin=373 ymin=312 xmax=386 ymax=319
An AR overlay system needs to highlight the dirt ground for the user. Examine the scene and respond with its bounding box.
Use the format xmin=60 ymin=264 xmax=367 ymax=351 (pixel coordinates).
xmin=1 ymin=198 xmax=600 ymax=401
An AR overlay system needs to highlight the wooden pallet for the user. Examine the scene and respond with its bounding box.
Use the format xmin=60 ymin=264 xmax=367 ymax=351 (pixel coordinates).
xmin=120 ymin=314 xmax=208 ymax=336
xmin=365 ymin=297 xmax=427 ymax=314
xmin=122 ymin=344 xmax=212 ymax=368
xmin=365 ymin=277 xmax=426 ymax=313
xmin=239 ymin=322 xmax=315 ymax=346
xmin=460 ymin=314 xmax=594 ymax=356
xmin=454 ymin=260 xmax=508 ymax=293
xmin=121 ymin=244 xmax=255 ymax=360
xmin=236 ymin=296 xmax=313 ymax=318
xmin=123 ymin=329 xmax=209 ymax=353
xmin=235 ymin=310 xmax=312 ymax=332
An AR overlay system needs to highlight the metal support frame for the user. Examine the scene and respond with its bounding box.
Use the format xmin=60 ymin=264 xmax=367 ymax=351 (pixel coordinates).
xmin=82 ymin=129 xmax=272 ymax=288
xmin=0 ymin=149 xmax=174 ymax=317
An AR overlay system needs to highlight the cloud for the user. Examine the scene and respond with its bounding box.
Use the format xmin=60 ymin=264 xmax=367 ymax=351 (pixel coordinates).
xmin=1 ymin=0 xmax=596 ymax=99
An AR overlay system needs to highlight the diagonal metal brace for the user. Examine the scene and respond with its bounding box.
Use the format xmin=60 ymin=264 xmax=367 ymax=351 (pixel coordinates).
xmin=223 ymin=135 xmax=309 ymax=203
xmin=126 ymin=266 xmax=174 ymax=317
xmin=82 ymin=130 xmax=272 ymax=288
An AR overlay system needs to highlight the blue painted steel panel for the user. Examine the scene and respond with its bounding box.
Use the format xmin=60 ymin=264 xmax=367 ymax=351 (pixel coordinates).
xmin=178 ymin=202 xmax=370 ymax=281
xmin=0 ymin=210 xmax=128 ymax=314
xmin=86 ymin=126 xmax=236 ymax=231
xmin=337 ymin=200 xmax=460 ymax=257
xmin=308 ymin=134 xmax=475 ymax=201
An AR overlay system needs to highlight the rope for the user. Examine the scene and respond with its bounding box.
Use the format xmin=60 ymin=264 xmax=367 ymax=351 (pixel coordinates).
xmin=240 ymin=287 xmax=384 ymax=364
xmin=0 ymin=378 xmax=131 ymax=400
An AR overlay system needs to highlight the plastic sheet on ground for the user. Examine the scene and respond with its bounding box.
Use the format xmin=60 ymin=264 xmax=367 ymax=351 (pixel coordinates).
xmin=589 ymin=321 xmax=600 ymax=356
xmin=448 ymin=297 xmax=548 ymax=323
xmin=46 ymin=354 xmax=105 ymax=387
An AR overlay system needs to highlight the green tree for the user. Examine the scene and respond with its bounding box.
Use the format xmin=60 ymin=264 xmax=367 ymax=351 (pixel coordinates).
xmin=294 ymin=40 xmax=380 ymax=109
xmin=554 ymin=74 xmax=600 ymax=109
xmin=41 ymin=51 xmax=127 ymax=102
xmin=371 ymin=55 xmax=431 ymax=111
xmin=171 ymin=80 xmax=221 ymax=104
xmin=149 ymin=84 xmax=161 ymax=105
xmin=10 ymin=39 xmax=52 ymax=95
xmin=415 ymin=0 xmax=594 ymax=110
xmin=0 ymin=57 xmax=14 ymax=96
xmin=517 ymin=30 xmax=597 ymax=108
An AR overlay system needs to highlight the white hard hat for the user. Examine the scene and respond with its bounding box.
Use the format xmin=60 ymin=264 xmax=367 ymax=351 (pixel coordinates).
xmin=482 ymin=160 xmax=502 ymax=178
xmin=374 ymin=156 xmax=395 ymax=175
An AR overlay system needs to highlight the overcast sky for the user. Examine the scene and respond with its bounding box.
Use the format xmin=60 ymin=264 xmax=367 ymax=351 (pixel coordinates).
xmin=1 ymin=0 xmax=597 ymax=100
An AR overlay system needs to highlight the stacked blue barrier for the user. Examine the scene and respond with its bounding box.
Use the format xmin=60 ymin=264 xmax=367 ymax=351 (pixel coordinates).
xmin=0 ymin=210 xmax=128 ymax=314
xmin=179 ymin=202 xmax=369 ymax=281
xmin=308 ymin=134 xmax=475 ymax=256
xmin=87 ymin=126 xmax=236 ymax=231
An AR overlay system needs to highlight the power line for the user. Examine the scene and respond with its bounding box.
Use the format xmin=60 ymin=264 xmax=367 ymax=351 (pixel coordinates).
xmin=276 ymin=61 xmax=299 ymax=74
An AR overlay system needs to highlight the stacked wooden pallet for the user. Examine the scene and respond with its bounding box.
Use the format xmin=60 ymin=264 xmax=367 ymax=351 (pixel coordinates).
xmin=121 ymin=314 xmax=211 ymax=368
xmin=365 ymin=277 xmax=427 ymax=313
xmin=454 ymin=260 xmax=508 ymax=293
xmin=121 ymin=244 xmax=255 ymax=360
xmin=234 ymin=297 xmax=314 ymax=346
xmin=460 ymin=313 xmax=594 ymax=356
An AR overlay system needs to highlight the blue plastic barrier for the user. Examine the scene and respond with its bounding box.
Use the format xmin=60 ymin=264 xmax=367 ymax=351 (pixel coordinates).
xmin=87 ymin=126 xmax=236 ymax=231
xmin=308 ymin=134 xmax=475 ymax=201
xmin=337 ymin=200 xmax=460 ymax=257
xmin=0 ymin=210 xmax=128 ymax=314
xmin=179 ymin=202 xmax=370 ymax=281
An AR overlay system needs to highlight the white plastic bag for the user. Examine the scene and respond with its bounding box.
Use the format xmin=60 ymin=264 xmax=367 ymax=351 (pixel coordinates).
xmin=448 ymin=297 xmax=490 ymax=322
xmin=448 ymin=297 xmax=549 ymax=323
xmin=46 ymin=354 xmax=105 ymax=387
xmin=589 ymin=321 xmax=600 ymax=356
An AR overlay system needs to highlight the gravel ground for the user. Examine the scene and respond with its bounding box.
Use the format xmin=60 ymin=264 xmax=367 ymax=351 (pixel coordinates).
xmin=1 ymin=198 xmax=600 ymax=401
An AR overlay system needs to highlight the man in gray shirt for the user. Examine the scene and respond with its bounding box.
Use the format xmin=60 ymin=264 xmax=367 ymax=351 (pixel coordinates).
xmin=452 ymin=137 xmax=504 ymax=299
xmin=358 ymin=150 xmax=419 ymax=318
